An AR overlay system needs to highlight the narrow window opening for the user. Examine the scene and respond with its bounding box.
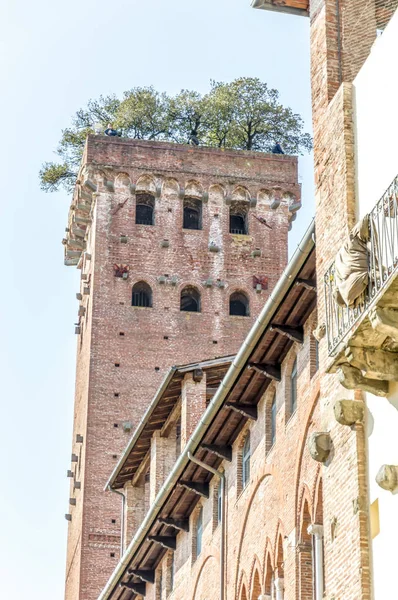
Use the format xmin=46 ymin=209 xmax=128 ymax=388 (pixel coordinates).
xmin=114 ymin=392 xmax=120 ymax=397
xmin=111 ymin=519 xmax=116 ymax=524
xmin=242 ymin=433 xmax=251 ymax=489
xmin=175 ymin=419 xmax=181 ymax=457
xmin=183 ymin=198 xmax=202 ymax=230
xmin=270 ymin=394 xmax=277 ymax=448
xmin=132 ymin=281 xmax=152 ymax=308
xmin=196 ymin=507 xmax=203 ymax=557
xmin=169 ymin=552 xmax=174 ymax=592
xmin=229 ymin=291 xmax=249 ymax=316
xmin=291 ymin=358 xmax=298 ymax=414
xmin=217 ymin=482 xmax=222 ymax=525
xmin=180 ymin=286 xmax=201 ymax=312
xmin=114 ymin=363 xmax=120 ymax=368
xmin=136 ymin=193 xmax=155 ymax=225
xmin=110 ymin=552 xmax=115 ymax=558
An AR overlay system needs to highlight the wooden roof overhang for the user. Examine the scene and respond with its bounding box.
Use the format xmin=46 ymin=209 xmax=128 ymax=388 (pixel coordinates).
xmin=110 ymin=247 xmax=316 ymax=600
xmin=110 ymin=356 xmax=234 ymax=490
xmin=252 ymin=0 xmax=309 ymax=17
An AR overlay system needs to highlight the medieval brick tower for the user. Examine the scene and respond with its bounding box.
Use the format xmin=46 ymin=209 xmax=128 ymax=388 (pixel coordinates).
xmin=63 ymin=135 xmax=300 ymax=600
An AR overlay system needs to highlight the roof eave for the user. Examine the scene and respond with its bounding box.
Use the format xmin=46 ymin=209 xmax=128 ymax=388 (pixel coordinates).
xmin=251 ymin=0 xmax=308 ymax=17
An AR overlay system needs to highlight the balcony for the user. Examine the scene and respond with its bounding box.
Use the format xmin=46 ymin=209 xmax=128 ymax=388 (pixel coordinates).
xmin=324 ymin=174 xmax=398 ymax=396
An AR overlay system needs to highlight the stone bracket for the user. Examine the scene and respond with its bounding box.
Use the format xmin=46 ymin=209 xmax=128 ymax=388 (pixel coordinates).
xmin=337 ymin=364 xmax=388 ymax=397
xmin=334 ymin=400 xmax=364 ymax=426
xmin=308 ymin=432 xmax=331 ymax=463
xmin=345 ymin=346 xmax=398 ymax=381
xmin=376 ymin=464 xmax=398 ymax=493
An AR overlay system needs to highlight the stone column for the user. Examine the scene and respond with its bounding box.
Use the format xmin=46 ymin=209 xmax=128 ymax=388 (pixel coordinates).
xmin=308 ymin=524 xmax=324 ymax=600
xmin=150 ymin=430 xmax=176 ymax=505
xmin=274 ymin=577 xmax=284 ymax=600
xmin=181 ymin=370 xmax=207 ymax=449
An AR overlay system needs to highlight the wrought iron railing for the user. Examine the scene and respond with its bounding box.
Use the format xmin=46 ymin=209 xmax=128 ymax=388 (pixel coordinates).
xmin=325 ymin=174 xmax=398 ymax=356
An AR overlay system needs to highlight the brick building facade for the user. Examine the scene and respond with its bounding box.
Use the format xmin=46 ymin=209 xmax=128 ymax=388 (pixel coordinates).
xmin=63 ymin=137 xmax=300 ymax=600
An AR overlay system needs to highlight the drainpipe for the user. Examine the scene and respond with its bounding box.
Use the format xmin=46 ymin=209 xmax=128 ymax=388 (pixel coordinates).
xmin=307 ymin=524 xmax=324 ymax=600
xmin=187 ymin=452 xmax=225 ymax=600
xmin=108 ymin=485 xmax=125 ymax=556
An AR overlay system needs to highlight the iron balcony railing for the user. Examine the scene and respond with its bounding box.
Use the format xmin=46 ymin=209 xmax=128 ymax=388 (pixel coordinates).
xmin=325 ymin=174 xmax=398 ymax=356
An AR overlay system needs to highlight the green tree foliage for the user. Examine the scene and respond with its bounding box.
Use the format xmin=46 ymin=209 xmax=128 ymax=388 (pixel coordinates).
xmin=40 ymin=78 xmax=312 ymax=193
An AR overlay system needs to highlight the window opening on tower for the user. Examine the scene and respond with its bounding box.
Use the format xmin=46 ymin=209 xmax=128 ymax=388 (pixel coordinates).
xmin=132 ymin=281 xmax=153 ymax=307
xmin=229 ymin=291 xmax=249 ymax=316
xmin=180 ymin=286 xmax=201 ymax=312
xmin=183 ymin=198 xmax=202 ymax=230
xmin=136 ymin=193 xmax=155 ymax=225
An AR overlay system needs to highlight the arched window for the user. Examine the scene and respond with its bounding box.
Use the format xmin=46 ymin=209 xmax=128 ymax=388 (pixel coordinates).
xmin=291 ymin=358 xmax=298 ymax=414
xmin=180 ymin=286 xmax=201 ymax=312
xmin=132 ymin=281 xmax=152 ymax=307
xmin=230 ymin=202 xmax=248 ymax=235
xmin=136 ymin=193 xmax=155 ymax=225
xmin=196 ymin=507 xmax=203 ymax=557
xmin=183 ymin=197 xmax=202 ymax=230
xmin=270 ymin=393 xmax=277 ymax=447
xmin=229 ymin=291 xmax=249 ymax=316
xmin=242 ymin=433 xmax=250 ymax=489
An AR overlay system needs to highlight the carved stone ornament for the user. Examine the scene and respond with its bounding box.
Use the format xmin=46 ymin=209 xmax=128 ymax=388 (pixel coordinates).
xmin=308 ymin=432 xmax=331 ymax=463
xmin=334 ymin=399 xmax=364 ymax=426
xmin=375 ymin=464 xmax=398 ymax=493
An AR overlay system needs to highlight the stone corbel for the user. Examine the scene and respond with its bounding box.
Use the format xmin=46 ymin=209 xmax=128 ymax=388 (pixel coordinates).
xmin=334 ymin=400 xmax=364 ymax=426
xmin=313 ymin=323 xmax=326 ymax=341
xmin=337 ymin=364 xmax=388 ymax=397
xmin=369 ymin=306 xmax=398 ymax=342
xmin=308 ymin=433 xmax=331 ymax=463
xmin=376 ymin=464 xmax=398 ymax=493
xmin=344 ymin=345 xmax=398 ymax=381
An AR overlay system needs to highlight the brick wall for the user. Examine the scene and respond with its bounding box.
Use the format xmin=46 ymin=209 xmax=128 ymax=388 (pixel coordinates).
xmin=138 ymin=308 xmax=322 ymax=600
xmin=310 ymin=2 xmax=373 ymax=599
xmin=64 ymin=138 xmax=298 ymax=600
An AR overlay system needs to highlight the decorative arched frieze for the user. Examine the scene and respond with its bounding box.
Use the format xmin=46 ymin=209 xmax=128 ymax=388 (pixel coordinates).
xmin=185 ymin=179 xmax=204 ymax=199
xmin=115 ymin=172 xmax=132 ymax=189
xmin=135 ymin=174 xmax=158 ymax=195
xmin=248 ymin=557 xmax=263 ymax=600
xmin=161 ymin=177 xmax=180 ymax=197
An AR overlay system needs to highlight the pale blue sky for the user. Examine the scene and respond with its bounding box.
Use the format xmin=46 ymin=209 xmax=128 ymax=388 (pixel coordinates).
xmin=0 ymin=1 xmax=312 ymax=597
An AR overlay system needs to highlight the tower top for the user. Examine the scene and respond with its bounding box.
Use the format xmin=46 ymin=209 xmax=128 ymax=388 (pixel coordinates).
xmin=63 ymin=136 xmax=300 ymax=267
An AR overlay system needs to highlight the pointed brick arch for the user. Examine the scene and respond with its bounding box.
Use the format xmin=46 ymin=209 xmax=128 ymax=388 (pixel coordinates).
xmin=251 ymin=567 xmax=262 ymax=600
